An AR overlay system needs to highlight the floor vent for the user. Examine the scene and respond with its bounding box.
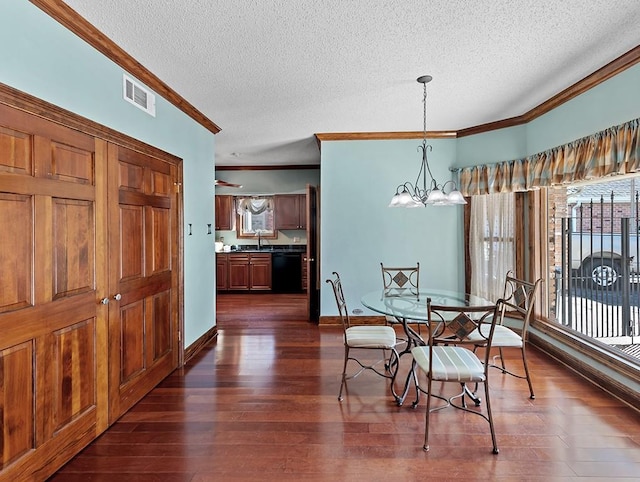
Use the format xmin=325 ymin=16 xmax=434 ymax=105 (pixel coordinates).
xmin=123 ymin=74 xmax=156 ymax=116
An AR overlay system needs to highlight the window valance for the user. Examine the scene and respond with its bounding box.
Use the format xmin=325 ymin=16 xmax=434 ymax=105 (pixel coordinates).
xmin=459 ymin=117 xmax=640 ymax=196
xmin=236 ymin=197 xmax=274 ymax=215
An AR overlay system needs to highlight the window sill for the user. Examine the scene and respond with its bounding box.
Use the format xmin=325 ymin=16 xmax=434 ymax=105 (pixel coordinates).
xmin=530 ymin=318 xmax=640 ymax=410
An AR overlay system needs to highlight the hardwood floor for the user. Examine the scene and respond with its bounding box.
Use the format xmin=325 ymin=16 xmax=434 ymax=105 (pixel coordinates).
xmin=50 ymin=294 xmax=640 ymax=481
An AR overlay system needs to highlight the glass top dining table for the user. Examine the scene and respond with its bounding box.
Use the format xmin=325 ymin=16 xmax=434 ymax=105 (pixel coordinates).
xmin=360 ymin=288 xmax=494 ymax=322
xmin=360 ymin=288 xmax=496 ymax=406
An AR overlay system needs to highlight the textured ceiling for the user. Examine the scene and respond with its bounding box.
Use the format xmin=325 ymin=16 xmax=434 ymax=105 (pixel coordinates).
xmin=62 ymin=0 xmax=640 ymax=166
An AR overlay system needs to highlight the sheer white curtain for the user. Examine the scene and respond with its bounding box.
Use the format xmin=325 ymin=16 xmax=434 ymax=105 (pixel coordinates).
xmin=470 ymin=192 xmax=515 ymax=301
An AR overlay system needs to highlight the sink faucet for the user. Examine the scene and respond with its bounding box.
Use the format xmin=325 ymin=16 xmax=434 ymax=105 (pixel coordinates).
xmin=257 ymin=231 xmax=261 ymax=249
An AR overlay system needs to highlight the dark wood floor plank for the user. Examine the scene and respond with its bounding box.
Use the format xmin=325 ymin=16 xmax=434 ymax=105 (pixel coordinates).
xmin=49 ymin=293 xmax=640 ymax=481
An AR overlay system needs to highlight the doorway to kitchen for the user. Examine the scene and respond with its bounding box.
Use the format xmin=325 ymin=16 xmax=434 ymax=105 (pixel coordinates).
xmin=215 ymin=183 xmax=320 ymax=326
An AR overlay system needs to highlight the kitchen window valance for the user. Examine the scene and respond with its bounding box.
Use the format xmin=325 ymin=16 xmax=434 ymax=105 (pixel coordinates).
xmin=236 ymin=197 xmax=274 ymax=215
xmin=459 ymin=117 xmax=640 ymax=196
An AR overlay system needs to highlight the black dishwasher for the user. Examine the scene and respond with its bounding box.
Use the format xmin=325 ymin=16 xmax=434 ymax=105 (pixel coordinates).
xmin=271 ymin=252 xmax=302 ymax=293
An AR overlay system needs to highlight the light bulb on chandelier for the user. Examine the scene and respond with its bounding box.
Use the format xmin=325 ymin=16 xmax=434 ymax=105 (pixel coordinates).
xmin=389 ymin=75 xmax=466 ymax=208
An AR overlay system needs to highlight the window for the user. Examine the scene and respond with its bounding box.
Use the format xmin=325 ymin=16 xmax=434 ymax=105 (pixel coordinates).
xmin=235 ymin=197 xmax=276 ymax=238
xmin=547 ymin=176 xmax=640 ymax=362
xmin=469 ymin=192 xmax=515 ymax=301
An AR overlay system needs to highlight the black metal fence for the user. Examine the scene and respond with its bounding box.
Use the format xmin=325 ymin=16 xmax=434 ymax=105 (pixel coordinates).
xmin=556 ymin=194 xmax=640 ymax=343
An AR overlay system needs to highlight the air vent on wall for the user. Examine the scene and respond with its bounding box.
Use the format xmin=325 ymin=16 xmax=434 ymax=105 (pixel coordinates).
xmin=123 ymin=74 xmax=156 ymax=116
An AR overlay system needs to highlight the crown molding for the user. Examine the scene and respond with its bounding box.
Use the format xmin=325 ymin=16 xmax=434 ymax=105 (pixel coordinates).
xmin=317 ymin=44 xmax=640 ymax=142
xmin=29 ymin=0 xmax=221 ymax=135
xmin=216 ymin=164 xmax=320 ymax=171
xmin=523 ymin=44 xmax=640 ymax=122
xmin=314 ymin=131 xmax=457 ymax=142
xmin=23 ymin=3 xmax=640 ymax=146
xmin=0 ymin=81 xmax=181 ymax=163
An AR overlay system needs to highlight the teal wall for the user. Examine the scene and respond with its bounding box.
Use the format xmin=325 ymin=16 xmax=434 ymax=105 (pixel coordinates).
xmin=321 ymin=138 xmax=464 ymax=315
xmin=526 ymin=63 xmax=640 ymax=156
xmin=456 ymin=124 xmax=527 ymax=168
xmin=214 ymin=168 xmax=320 ymax=196
xmin=0 ymin=1 xmax=216 ymax=346
xmin=320 ymin=64 xmax=640 ymax=318
xmin=453 ymin=63 xmax=640 ymax=169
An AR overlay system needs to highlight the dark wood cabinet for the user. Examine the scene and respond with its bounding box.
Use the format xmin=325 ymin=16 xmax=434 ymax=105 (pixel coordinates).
xmin=215 ymin=195 xmax=233 ymax=230
xmin=249 ymin=254 xmax=272 ymax=290
xmin=275 ymin=194 xmax=306 ymax=230
xmin=216 ymin=253 xmax=228 ymax=291
xmin=228 ymin=253 xmax=250 ymax=290
xmin=226 ymin=253 xmax=272 ymax=291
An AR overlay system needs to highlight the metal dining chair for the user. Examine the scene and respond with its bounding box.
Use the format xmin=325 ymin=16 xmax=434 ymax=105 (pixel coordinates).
xmin=467 ymin=271 xmax=542 ymax=399
xmin=380 ymin=262 xmax=420 ymax=297
xmin=326 ymin=272 xmax=399 ymax=401
xmin=411 ymin=298 xmax=503 ymax=454
xmin=380 ymin=262 xmax=421 ymax=335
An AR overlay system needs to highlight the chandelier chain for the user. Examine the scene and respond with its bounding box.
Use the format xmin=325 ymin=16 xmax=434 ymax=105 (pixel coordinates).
xmin=423 ymin=82 xmax=427 ymax=139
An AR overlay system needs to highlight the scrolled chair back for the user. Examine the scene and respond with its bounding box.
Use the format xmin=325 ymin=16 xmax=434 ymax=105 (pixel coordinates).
xmin=426 ymin=298 xmax=504 ymax=352
xmin=325 ymin=271 xmax=351 ymax=330
xmin=501 ymin=271 xmax=542 ymax=338
xmin=380 ymin=262 xmax=420 ymax=298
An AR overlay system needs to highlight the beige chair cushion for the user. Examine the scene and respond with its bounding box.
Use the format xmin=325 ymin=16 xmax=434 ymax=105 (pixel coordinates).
xmin=412 ymin=345 xmax=486 ymax=382
xmin=466 ymin=324 xmax=523 ymax=348
xmin=345 ymin=326 xmax=396 ymax=349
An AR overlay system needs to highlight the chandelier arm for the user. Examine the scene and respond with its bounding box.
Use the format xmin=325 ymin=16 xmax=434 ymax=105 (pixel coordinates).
xmin=441 ymin=180 xmax=455 ymax=191
xmin=422 ymin=144 xmax=438 ymax=191
xmin=414 ymin=146 xmax=426 ymax=194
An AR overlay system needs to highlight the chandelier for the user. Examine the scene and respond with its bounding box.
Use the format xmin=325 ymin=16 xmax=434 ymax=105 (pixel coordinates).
xmin=389 ymin=75 xmax=466 ymax=207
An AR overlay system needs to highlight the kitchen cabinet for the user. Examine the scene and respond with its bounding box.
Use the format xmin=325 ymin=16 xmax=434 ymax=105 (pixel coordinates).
xmin=216 ymin=253 xmax=228 ymax=291
xmin=215 ymin=195 xmax=233 ymax=230
xmin=227 ymin=253 xmax=272 ymax=291
xmin=228 ymin=253 xmax=250 ymax=289
xmin=249 ymin=254 xmax=272 ymax=290
xmin=275 ymin=194 xmax=306 ymax=230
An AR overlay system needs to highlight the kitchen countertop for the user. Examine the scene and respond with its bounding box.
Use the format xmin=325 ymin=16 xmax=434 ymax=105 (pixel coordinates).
xmin=217 ymin=245 xmax=306 ymax=254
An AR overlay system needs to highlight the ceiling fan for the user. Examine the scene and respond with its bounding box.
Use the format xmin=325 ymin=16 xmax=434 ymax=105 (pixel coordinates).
xmin=214 ymin=179 xmax=243 ymax=188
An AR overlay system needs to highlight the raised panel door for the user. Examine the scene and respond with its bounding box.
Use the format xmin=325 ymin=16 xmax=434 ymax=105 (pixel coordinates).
xmin=107 ymin=143 xmax=179 ymax=423
xmin=298 ymin=194 xmax=307 ymax=229
xmin=215 ymin=195 xmax=232 ymax=230
xmin=228 ymin=254 xmax=250 ymax=290
xmin=275 ymin=194 xmax=306 ymax=230
xmin=250 ymin=254 xmax=272 ymax=290
xmin=305 ymin=184 xmax=318 ymax=322
xmin=217 ymin=254 xmax=228 ymax=291
xmin=274 ymin=194 xmax=299 ymax=230
xmin=0 ymin=104 xmax=107 ymax=479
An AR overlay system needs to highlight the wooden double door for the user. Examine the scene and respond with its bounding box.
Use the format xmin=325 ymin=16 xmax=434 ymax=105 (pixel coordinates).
xmin=0 ymin=101 xmax=180 ymax=479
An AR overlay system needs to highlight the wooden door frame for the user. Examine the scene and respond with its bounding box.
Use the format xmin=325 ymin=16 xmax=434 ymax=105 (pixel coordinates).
xmin=176 ymin=165 xmax=184 ymax=367
xmin=306 ymin=184 xmax=319 ymax=322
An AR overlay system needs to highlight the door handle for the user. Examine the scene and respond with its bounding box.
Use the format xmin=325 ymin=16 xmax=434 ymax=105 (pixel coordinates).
xmin=100 ymin=297 xmax=109 ymax=305
xmin=113 ymin=293 xmax=122 ymax=301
